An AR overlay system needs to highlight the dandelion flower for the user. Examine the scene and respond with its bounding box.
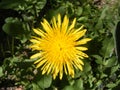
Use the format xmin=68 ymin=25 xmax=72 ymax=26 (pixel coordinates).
xmin=30 ymin=14 xmax=91 ymax=79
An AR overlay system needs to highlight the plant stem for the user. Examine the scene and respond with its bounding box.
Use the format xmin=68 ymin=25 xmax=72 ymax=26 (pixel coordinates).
xmin=11 ymin=37 xmax=14 ymax=55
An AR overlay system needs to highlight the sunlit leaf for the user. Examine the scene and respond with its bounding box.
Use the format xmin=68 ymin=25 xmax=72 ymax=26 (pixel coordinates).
xmin=100 ymin=37 xmax=114 ymax=59
xmin=77 ymin=16 xmax=88 ymax=22
xmin=106 ymin=83 xmax=117 ymax=88
xmin=63 ymin=85 xmax=75 ymax=90
xmin=75 ymin=7 xmax=83 ymax=16
xmin=0 ymin=67 xmax=3 ymax=77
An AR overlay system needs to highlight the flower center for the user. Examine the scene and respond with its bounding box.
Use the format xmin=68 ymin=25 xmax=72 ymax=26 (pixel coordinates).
xmin=59 ymin=44 xmax=63 ymax=51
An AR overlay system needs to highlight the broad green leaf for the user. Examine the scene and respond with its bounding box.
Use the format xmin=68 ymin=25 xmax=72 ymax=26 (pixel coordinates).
xmin=77 ymin=16 xmax=88 ymax=22
xmin=0 ymin=67 xmax=3 ymax=77
xmin=106 ymin=83 xmax=117 ymax=88
xmin=46 ymin=5 xmax=66 ymax=20
xmin=55 ymin=6 xmax=66 ymax=16
xmin=95 ymin=80 xmax=102 ymax=89
xmin=3 ymin=17 xmax=24 ymax=36
xmin=100 ymin=37 xmax=114 ymax=59
xmin=63 ymin=85 xmax=75 ymax=90
xmin=73 ymin=78 xmax=84 ymax=90
xmin=32 ymin=83 xmax=42 ymax=90
xmin=37 ymin=75 xmax=52 ymax=89
xmin=104 ymin=56 xmax=117 ymax=67
xmin=75 ymin=7 xmax=83 ymax=16
xmin=0 ymin=0 xmax=25 ymax=9
xmin=83 ymin=61 xmax=91 ymax=73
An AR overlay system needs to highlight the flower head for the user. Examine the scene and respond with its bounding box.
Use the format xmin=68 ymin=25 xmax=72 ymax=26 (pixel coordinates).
xmin=30 ymin=14 xmax=91 ymax=79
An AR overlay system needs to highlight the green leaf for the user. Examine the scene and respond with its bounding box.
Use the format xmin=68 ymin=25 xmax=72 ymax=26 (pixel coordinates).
xmin=3 ymin=17 xmax=24 ymax=36
xmin=32 ymin=83 xmax=42 ymax=90
xmin=63 ymin=85 xmax=75 ymax=90
xmin=75 ymin=7 xmax=83 ymax=16
xmin=36 ymin=0 xmax=46 ymax=10
xmin=77 ymin=16 xmax=88 ymax=22
xmin=100 ymin=37 xmax=114 ymax=59
xmin=92 ymin=55 xmax=103 ymax=64
xmin=111 ymin=64 xmax=119 ymax=74
xmin=88 ymin=74 xmax=96 ymax=87
xmin=104 ymin=56 xmax=117 ymax=67
xmin=0 ymin=0 xmax=25 ymax=9
xmin=0 ymin=67 xmax=3 ymax=77
xmin=83 ymin=61 xmax=91 ymax=73
xmin=99 ymin=6 xmax=109 ymax=20
xmin=95 ymin=19 xmax=103 ymax=29
xmin=95 ymin=80 xmax=102 ymax=88
xmin=106 ymin=83 xmax=117 ymax=88
xmin=46 ymin=5 xmax=66 ymax=20
xmin=73 ymin=79 xmax=84 ymax=90
xmin=37 ymin=75 xmax=52 ymax=89
xmin=100 ymin=73 xmax=107 ymax=79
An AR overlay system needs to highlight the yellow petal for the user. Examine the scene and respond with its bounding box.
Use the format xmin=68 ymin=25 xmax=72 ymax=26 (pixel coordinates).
xmin=41 ymin=62 xmax=51 ymax=74
xmin=33 ymin=28 xmax=45 ymax=37
xmin=76 ymin=47 xmax=88 ymax=51
xmin=30 ymin=39 xmax=40 ymax=44
xmin=76 ymin=63 xmax=83 ymax=71
xmin=31 ymin=36 xmax=42 ymax=41
xmin=43 ymin=19 xmax=52 ymax=32
xmin=59 ymin=62 xmax=63 ymax=79
xmin=76 ymin=38 xmax=91 ymax=45
xmin=74 ymin=29 xmax=87 ymax=40
xmin=34 ymin=57 xmax=44 ymax=64
xmin=52 ymin=64 xmax=59 ymax=79
xmin=69 ymin=25 xmax=84 ymax=34
xmin=41 ymin=20 xmax=52 ymax=34
xmin=68 ymin=18 xmax=76 ymax=31
xmin=66 ymin=61 xmax=74 ymax=77
xmin=30 ymin=52 xmax=42 ymax=59
xmin=29 ymin=44 xmax=41 ymax=50
xmin=76 ymin=25 xmax=84 ymax=31
xmin=51 ymin=17 xmax=57 ymax=29
xmin=61 ymin=15 xmax=69 ymax=34
xmin=63 ymin=63 xmax=68 ymax=75
xmin=57 ymin=14 xmax=61 ymax=29
xmin=77 ymin=51 xmax=89 ymax=58
xmin=76 ymin=58 xmax=84 ymax=65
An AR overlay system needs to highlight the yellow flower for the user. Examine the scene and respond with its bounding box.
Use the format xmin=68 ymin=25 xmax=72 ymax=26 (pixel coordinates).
xmin=30 ymin=14 xmax=91 ymax=80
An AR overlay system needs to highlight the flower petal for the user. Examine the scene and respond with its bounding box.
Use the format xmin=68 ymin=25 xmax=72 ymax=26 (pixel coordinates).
xmin=61 ymin=15 xmax=69 ymax=34
xmin=30 ymin=52 xmax=42 ymax=59
xmin=33 ymin=28 xmax=45 ymax=37
xmin=76 ymin=47 xmax=88 ymax=51
xmin=76 ymin=38 xmax=91 ymax=45
xmin=57 ymin=14 xmax=61 ymax=29
xmin=68 ymin=18 xmax=76 ymax=31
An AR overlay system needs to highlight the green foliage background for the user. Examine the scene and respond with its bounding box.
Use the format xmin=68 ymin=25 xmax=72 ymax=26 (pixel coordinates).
xmin=0 ymin=0 xmax=120 ymax=90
